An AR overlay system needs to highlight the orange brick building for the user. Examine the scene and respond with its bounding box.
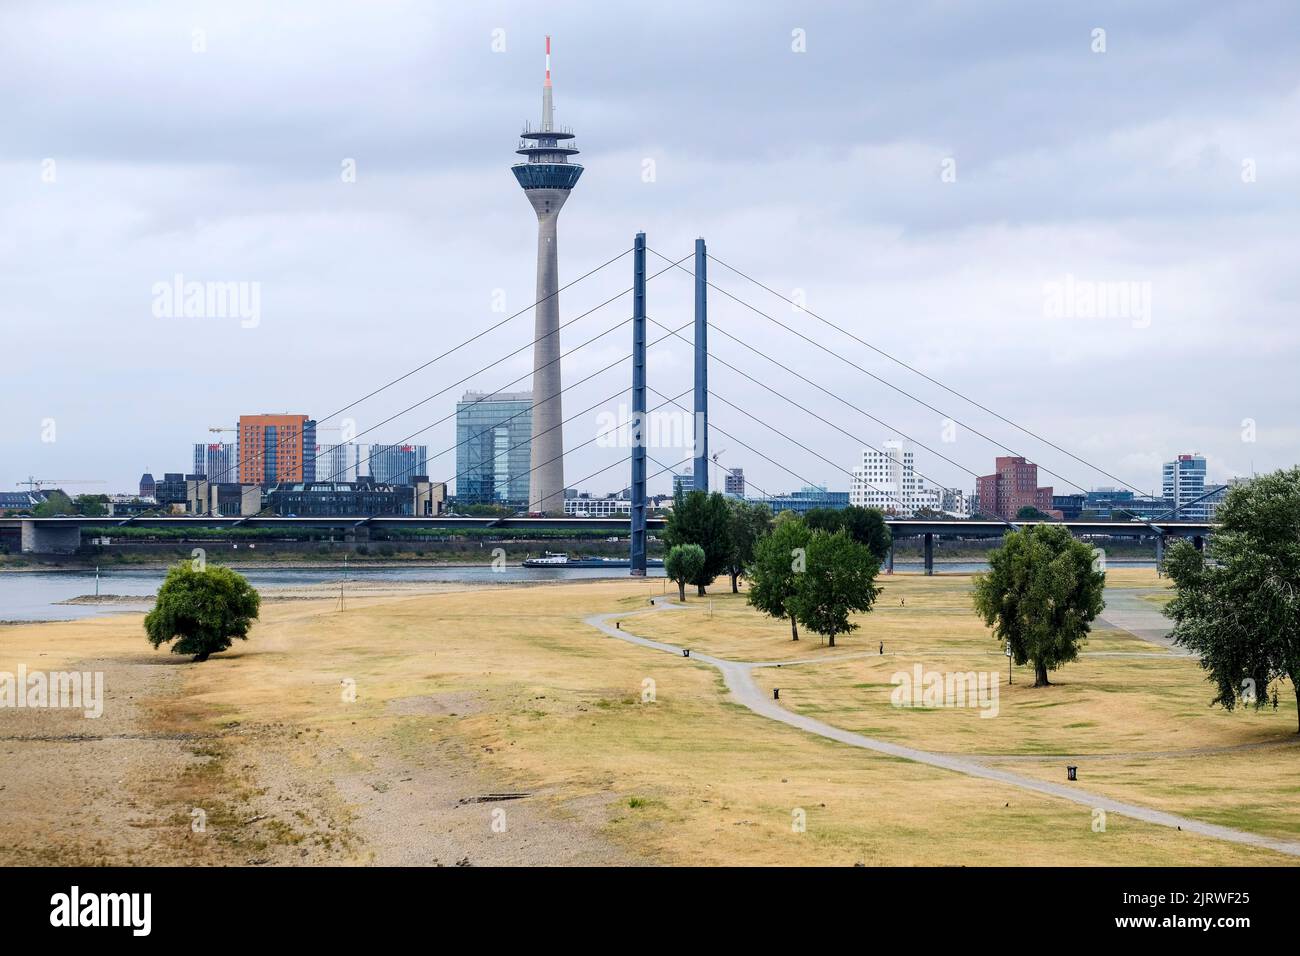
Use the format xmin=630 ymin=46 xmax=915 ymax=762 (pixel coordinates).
xmin=237 ymin=414 xmax=316 ymax=484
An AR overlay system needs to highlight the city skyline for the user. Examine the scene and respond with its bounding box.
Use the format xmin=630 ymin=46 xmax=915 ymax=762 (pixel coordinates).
xmin=3 ymin=2 xmax=1297 ymax=498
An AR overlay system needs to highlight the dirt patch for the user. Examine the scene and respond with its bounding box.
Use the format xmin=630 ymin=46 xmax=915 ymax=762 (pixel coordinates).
xmin=385 ymin=692 xmax=481 ymax=718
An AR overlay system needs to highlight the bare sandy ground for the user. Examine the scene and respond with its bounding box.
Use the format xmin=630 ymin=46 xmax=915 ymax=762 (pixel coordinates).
xmin=0 ymin=583 xmax=642 ymax=867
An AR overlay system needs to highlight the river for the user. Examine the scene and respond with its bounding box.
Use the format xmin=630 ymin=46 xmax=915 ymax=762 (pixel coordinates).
xmin=0 ymin=561 xmax=1155 ymax=622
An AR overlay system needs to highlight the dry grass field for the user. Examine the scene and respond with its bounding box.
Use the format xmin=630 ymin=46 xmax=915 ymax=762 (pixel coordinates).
xmin=0 ymin=569 xmax=1294 ymax=866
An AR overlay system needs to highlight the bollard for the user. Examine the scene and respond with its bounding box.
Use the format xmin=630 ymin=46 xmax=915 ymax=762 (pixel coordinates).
xmin=1067 ymin=765 xmax=1077 ymax=782
xmin=616 ymin=622 xmax=620 ymax=630
xmin=773 ymin=688 xmax=780 ymax=700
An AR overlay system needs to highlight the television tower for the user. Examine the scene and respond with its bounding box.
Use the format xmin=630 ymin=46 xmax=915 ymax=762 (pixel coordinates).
xmin=513 ymin=36 xmax=583 ymax=514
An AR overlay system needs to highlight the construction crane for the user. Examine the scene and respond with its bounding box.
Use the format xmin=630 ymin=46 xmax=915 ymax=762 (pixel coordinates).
xmin=21 ymin=477 xmax=106 ymax=491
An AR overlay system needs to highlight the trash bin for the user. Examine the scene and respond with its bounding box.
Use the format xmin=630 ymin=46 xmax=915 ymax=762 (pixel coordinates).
xmin=682 ymin=649 xmax=690 ymax=658
xmin=1067 ymin=765 xmax=1077 ymax=781
xmin=773 ymin=688 xmax=780 ymax=700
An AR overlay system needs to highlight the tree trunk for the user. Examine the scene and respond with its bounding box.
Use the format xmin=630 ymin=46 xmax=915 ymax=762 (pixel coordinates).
xmin=790 ymin=615 xmax=799 ymax=641
xmin=193 ymin=651 xmax=210 ymax=663
xmin=730 ymin=571 xmax=739 ymax=594
xmin=828 ymin=632 xmax=836 ymax=648
xmin=1033 ymin=660 xmax=1051 ymax=687
xmin=677 ymin=580 xmax=686 ymax=601
xmin=696 ymin=583 xmax=707 ymax=596
xmin=1294 ymin=682 xmax=1299 ymax=734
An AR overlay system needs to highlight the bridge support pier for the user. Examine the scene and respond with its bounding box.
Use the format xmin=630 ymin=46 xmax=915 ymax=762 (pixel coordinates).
xmin=1155 ymin=534 xmax=1165 ymax=575
xmin=923 ymin=533 xmax=934 ymax=576
xmin=20 ymin=521 xmax=81 ymax=554
xmin=886 ymin=544 xmax=894 ymax=574
xmin=1193 ymin=534 xmax=1204 ymax=553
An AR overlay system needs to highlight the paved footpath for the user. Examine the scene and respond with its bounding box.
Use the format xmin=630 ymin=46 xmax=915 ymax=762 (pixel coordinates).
xmin=1097 ymin=587 xmax=1187 ymax=651
xmin=585 ymin=598 xmax=1300 ymax=858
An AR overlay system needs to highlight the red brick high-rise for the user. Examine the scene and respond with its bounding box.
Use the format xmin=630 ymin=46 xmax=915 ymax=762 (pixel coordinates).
xmin=237 ymin=414 xmax=316 ymax=485
xmin=976 ymin=456 xmax=1059 ymax=520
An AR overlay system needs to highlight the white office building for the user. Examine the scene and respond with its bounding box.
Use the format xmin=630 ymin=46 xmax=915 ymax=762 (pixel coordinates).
xmin=850 ymin=440 xmax=941 ymax=516
xmin=563 ymin=494 xmax=632 ymax=517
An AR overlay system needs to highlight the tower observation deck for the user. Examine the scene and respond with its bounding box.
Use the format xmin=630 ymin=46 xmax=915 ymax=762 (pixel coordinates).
xmin=512 ymin=36 xmax=583 ymax=515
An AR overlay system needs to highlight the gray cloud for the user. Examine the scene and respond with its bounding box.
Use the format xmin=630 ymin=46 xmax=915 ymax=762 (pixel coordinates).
xmin=2 ymin=0 xmax=1296 ymax=496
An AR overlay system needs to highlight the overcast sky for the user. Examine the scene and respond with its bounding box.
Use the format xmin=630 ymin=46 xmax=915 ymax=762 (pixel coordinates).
xmin=3 ymin=0 xmax=1297 ymax=500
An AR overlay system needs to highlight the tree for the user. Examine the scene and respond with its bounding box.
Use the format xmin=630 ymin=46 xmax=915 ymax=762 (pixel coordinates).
xmin=789 ymin=530 xmax=881 ymax=647
xmin=1162 ymin=469 xmax=1300 ymax=732
xmin=664 ymin=489 xmax=732 ymax=595
xmin=724 ymin=500 xmax=773 ymax=593
xmin=144 ymin=563 xmax=261 ymax=662
xmin=33 ymin=491 xmax=74 ymax=517
xmin=74 ymin=494 xmax=109 ymax=517
xmin=1016 ymin=505 xmax=1052 ymax=522
xmin=747 ymin=518 xmax=812 ymax=640
xmin=804 ymin=505 xmax=891 ymax=563
xmin=972 ymin=524 xmax=1105 ymax=686
xmin=664 ymin=544 xmax=706 ymax=602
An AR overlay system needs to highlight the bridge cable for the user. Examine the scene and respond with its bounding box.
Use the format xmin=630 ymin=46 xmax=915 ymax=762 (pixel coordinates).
xmin=645 ymin=318 xmax=1011 ymax=522
xmin=705 ymin=250 xmax=1151 ymax=498
xmin=649 ymin=247 xmax=1147 ymax=501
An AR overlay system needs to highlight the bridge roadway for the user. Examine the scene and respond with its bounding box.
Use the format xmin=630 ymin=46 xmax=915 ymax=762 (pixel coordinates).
xmin=1 ymin=515 xmax=1216 ymax=565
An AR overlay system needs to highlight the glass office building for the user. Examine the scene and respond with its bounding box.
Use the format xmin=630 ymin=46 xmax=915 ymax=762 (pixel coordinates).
xmin=367 ymin=443 xmax=428 ymax=485
xmin=455 ymin=390 xmax=532 ymax=506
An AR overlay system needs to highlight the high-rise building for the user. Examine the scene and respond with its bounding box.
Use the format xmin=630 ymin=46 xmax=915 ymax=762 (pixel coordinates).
xmin=850 ymin=440 xmax=940 ymax=516
xmin=1162 ymin=454 xmax=1226 ymax=520
xmin=237 ymin=414 xmax=316 ymax=484
xmin=455 ymin=391 xmax=532 ymax=505
xmin=192 ymin=442 xmax=237 ymax=483
xmin=724 ymin=468 xmax=746 ymax=498
xmin=512 ymin=36 xmax=582 ymax=515
xmin=139 ymin=472 xmax=156 ymax=499
xmin=315 ymin=442 xmax=363 ymax=484
xmin=975 ymin=456 xmax=1058 ymax=520
xmin=367 ymin=444 xmax=429 ymax=485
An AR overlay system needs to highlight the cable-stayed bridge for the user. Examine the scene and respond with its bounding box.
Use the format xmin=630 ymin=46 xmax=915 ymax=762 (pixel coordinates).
xmin=5 ymin=233 xmax=1217 ymax=570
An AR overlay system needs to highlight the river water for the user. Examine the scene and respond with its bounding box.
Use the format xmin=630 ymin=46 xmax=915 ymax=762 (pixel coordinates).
xmin=0 ymin=561 xmax=1155 ymax=622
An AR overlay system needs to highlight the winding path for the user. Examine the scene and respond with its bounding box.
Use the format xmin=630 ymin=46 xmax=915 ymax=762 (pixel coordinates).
xmin=585 ymin=597 xmax=1300 ymax=858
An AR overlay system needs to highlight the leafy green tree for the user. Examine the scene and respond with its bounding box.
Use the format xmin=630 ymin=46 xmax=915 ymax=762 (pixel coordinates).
xmin=664 ymin=543 xmax=706 ymax=602
xmin=74 ymin=494 xmax=109 ymax=517
xmin=33 ymin=491 xmax=75 ymax=517
xmin=664 ymin=489 xmax=732 ymax=595
xmin=747 ymin=518 xmax=812 ymax=640
xmin=789 ymin=530 xmax=881 ymax=647
xmin=144 ymin=563 xmax=261 ymax=662
xmin=803 ymin=505 xmax=892 ymax=563
xmin=459 ymin=502 xmax=514 ymax=517
xmin=1163 ymin=470 xmax=1300 ymax=731
xmin=973 ymin=523 xmax=1105 ymax=686
xmin=1016 ymin=505 xmax=1052 ymax=522
xmin=724 ymin=500 xmax=773 ymax=593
